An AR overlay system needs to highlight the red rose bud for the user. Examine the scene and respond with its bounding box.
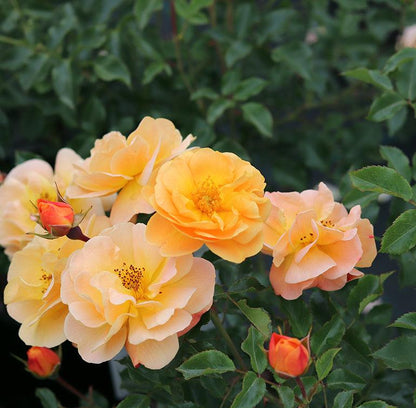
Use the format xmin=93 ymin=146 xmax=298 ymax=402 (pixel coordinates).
xmin=27 ymin=346 xmax=60 ymax=378
xmin=268 ymin=333 xmax=310 ymax=378
xmin=37 ymin=199 xmax=74 ymax=237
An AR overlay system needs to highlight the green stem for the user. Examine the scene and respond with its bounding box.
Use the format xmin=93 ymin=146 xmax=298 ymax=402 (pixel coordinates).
xmin=57 ymin=376 xmax=88 ymax=402
xmin=211 ymin=309 xmax=247 ymax=370
xmin=296 ymin=377 xmax=308 ymax=402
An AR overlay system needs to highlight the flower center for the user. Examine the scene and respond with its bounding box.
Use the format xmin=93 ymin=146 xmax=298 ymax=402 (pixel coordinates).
xmin=40 ymin=271 xmax=52 ymax=295
xmin=192 ymin=177 xmax=221 ymax=216
xmin=114 ymin=262 xmax=145 ymax=295
xmin=320 ymin=219 xmax=335 ymax=228
xmin=299 ymin=232 xmax=315 ymax=245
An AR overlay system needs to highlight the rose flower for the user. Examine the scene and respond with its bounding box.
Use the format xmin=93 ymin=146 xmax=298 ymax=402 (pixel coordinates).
xmin=66 ymin=116 xmax=195 ymax=223
xmin=60 ymin=222 xmax=216 ymax=369
xmin=263 ymin=182 xmax=377 ymax=300
xmin=145 ymin=147 xmax=271 ymax=264
xmin=26 ymin=346 xmax=60 ymax=378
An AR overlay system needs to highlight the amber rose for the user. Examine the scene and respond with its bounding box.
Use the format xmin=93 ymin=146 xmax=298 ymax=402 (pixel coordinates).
xmin=60 ymin=222 xmax=215 ymax=369
xmin=145 ymin=147 xmax=271 ymax=264
xmin=27 ymin=346 xmax=60 ymax=378
xmin=66 ymin=116 xmax=195 ymax=223
xmin=268 ymin=333 xmax=310 ymax=378
xmin=263 ymin=182 xmax=377 ymax=300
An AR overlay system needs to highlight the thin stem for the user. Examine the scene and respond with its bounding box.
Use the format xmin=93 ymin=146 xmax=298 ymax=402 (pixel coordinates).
xmin=295 ymin=377 xmax=308 ymax=402
xmin=211 ymin=309 xmax=247 ymax=370
xmin=56 ymin=376 xmax=88 ymax=402
xmin=321 ymin=381 xmax=328 ymax=408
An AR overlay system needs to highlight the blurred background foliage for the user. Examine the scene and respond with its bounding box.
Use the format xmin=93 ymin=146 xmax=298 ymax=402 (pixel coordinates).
xmin=2 ymin=0 xmax=416 ymax=407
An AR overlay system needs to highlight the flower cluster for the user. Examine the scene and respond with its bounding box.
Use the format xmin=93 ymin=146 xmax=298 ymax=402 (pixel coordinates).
xmin=0 ymin=116 xmax=377 ymax=372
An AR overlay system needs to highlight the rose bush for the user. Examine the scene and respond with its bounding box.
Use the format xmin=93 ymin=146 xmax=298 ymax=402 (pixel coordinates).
xmin=1 ymin=1 xmax=416 ymax=408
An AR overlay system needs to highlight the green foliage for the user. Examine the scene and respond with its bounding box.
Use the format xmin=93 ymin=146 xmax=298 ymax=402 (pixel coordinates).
xmin=3 ymin=0 xmax=416 ymax=407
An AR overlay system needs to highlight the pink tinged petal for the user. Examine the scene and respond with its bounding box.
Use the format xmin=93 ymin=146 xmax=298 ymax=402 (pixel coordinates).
xmin=142 ymin=308 xmax=175 ymax=329
xmin=348 ymin=269 xmax=364 ymax=279
xmin=267 ymin=191 xmax=305 ymax=225
xmin=285 ymin=246 xmax=337 ymax=284
xmin=269 ymin=262 xmax=314 ymax=300
xmin=320 ymin=236 xmax=363 ymax=280
xmin=65 ymin=315 xmax=126 ymax=364
xmin=356 ymin=219 xmax=377 ymax=267
xmin=110 ymin=180 xmax=155 ymax=224
xmin=337 ymin=205 xmax=361 ymax=229
xmin=316 ymin=226 xmax=344 ymax=246
xmin=316 ymin=275 xmax=348 ymax=292
xmin=310 ymin=182 xmax=336 ymax=219
xmin=126 ymin=334 xmax=179 ymax=369
xmin=146 ymin=213 xmax=203 ymax=256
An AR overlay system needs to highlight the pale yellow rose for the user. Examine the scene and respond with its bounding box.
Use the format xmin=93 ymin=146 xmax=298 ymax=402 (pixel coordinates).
xmin=263 ymin=182 xmax=377 ymax=300
xmin=0 ymin=159 xmax=57 ymax=257
xmin=61 ymin=222 xmax=215 ymax=369
xmin=0 ymin=149 xmax=109 ymax=258
xmin=145 ymin=147 xmax=271 ymax=264
xmin=66 ymin=116 xmax=195 ymax=224
xmin=4 ymin=213 xmax=112 ymax=347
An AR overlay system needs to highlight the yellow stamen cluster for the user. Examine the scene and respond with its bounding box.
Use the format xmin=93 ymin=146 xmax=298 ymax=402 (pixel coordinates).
xmin=299 ymin=232 xmax=315 ymax=244
xmin=320 ymin=219 xmax=335 ymax=228
xmin=192 ymin=177 xmax=222 ymax=216
xmin=40 ymin=272 xmax=52 ymax=295
xmin=114 ymin=262 xmax=144 ymax=293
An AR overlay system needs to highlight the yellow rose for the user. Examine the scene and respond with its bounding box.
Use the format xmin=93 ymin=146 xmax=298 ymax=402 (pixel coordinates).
xmin=61 ymin=222 xmax=215 ymax=369
xmin=67 ymin=116 xmax=195 ymax=223
xmin=145 ymin=147 xmax=271 ymax=263
xmin=4 ymin=214 xmax=112 ymax=347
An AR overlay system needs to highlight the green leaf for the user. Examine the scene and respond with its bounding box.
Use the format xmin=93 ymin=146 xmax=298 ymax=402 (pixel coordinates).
xmin=241 ymin=102 xmax=273 ymax=137
xmin=349 ymin=166 xmax=412 ymax=201
xmin=347 ymin=275 xmax=380 ymax=314
xmin=177 ymin=350 xmax=235 ymax=380
xmin=18 ymin=53 xmax=49 ymax=91
xmin=311 ymin=315 xmax=345 ymax=356
xmin=233 ymin=78 xmax=267 ymax=101
xmin=381 ymin=209 xmax=416 ymax=254
xmin=356 ymin=401 xmax=396 ymax=408
xmin=116 ymin=394 xmax=150 ymax=408
xmin=367 ymin=93 xmax=407 ymax=122
xmin=390 ymin=312 xmax=416 ymax=330
xmin=134 ymin=0 xmax=162 ymax=30
xmin=275 ymin=385 xmax=295 ymax=408
xmin=277 ymin=297 xmax=312 ymax=338
xmin=231 ymin=371 xmax=266 ymax=408
xmin=241 ymin=326 xmax=267 ymax=374
xmin=333 ymin=390 xmax=354 ymax=408
xmin=94 ymin=55 xmax=131 ymax=87
xmin=327 ymin=368 xmax=367 ymax=391
xmin=225 ymin=41 xmax=252 ymax=67
xmin=387 ymin=106 xmax=407 ymax=137
xmin=236 ymin=299 xmax=271 ymax=338
xmin=271 ymin=42 xmax=312 ymax=80
xmin=379 ymin=145 xmax=411 ymax=182
xmin=343 ymin=68 xmax=393 ymax=91
xmin=384 ymin=47 xmax=416 ymax=74
xmin=206 ymin=98 xmax=235 ymax=125
xmin=191 ymin=87 xmax=219 ymax=101
xmin=342 ymin=189 xmax=380 ymax=209
xmin=52 ymin=59 xmax=74 ymax=109
xmin=373 ymin=335 xmax=416 ymax=371
xmin=315 ymin=348 xmax=341 ymax=381
xmin=142 ymin=61 xmax=171 ymax=85
xmin=35 ymin=388 xmax=59 ymax=408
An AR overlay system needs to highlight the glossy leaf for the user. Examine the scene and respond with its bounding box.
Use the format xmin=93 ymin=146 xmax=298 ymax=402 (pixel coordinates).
xmin=35 ymin=388 xmax=59 ymax=408
xmin=327 ymin=368 xmax=367 ymax=391
xmin=343 ymin=67 xmax=393 ymax=91
xmin=241 ymin=102 xmax=273 ymax=137
xmin=333 ymin=390 xmax=354 ymax=408
xmin=367 ymin=93 xmax=407 ymax=122
xmin=116 ymin=394 xmax=150 ymax=408
xmin=236 ymin=299 xmax=271 ymax=338
xmin=241 ymin=326 xmax=267 ymax=374
xmin=52 ymin=59 xmax=74 ymax=110
xmin=275 ymin=385 xmax=295 ymax=408
xmin=350 ymin=166 xmax=412 ymax=201
xmin=177 ymin=350 xmax=235 ymax=380
xmin=94 ymin=55 xmax=131 ymax=87
xmin=390 ymin=312 xmax=416 ymax=330
xmin=311 ymin=315 xmax=345 ymax=356
xmin=315 ymin=348 xmax=341 ymax=381
xmin=379 ymin=145 xmax=411 ymax=181
xmin=381 ymin=210 xmax=416 ymax=254
xmin=230 ymin=371 xmax=266 ymax=408
xmin=373 ymin=335 xmax=416 ymax=371
xmin=134 ymin=0 xmax=162 ymax=30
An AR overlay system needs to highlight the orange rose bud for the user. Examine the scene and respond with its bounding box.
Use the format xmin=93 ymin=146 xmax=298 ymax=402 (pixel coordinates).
xmin=37 ymin=199 xmax=74 ymax=236
xmin=268 ymin=333 xmax=310 ymax=378
xmin=27 ymin=346 xmax=60 ymax=378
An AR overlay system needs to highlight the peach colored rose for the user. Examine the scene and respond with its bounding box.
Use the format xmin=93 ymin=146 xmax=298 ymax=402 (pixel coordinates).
xmin=0 ymin=148 xmax=107 ymax=258
xmin=397 ymin=24 xmax=416 ymax=49
xmin=26 ymin=346 xmax=60 ymax=378
xmin=145 ymin=147 xmax=271 ymax=264
xmin=4 ymin=214 xmax=112 ymax=348
xmin=263 ymin=182 xmax=377 ymax=300
xmin=0 ymin=159 xmax=57 ymax=257
xmin=66 ymin=116 xmax=195 ymax=224
xmin=268 ymin=333 xmax=310 ymax=378
xmin=60 ymin=222 xmax=215 ymax=369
